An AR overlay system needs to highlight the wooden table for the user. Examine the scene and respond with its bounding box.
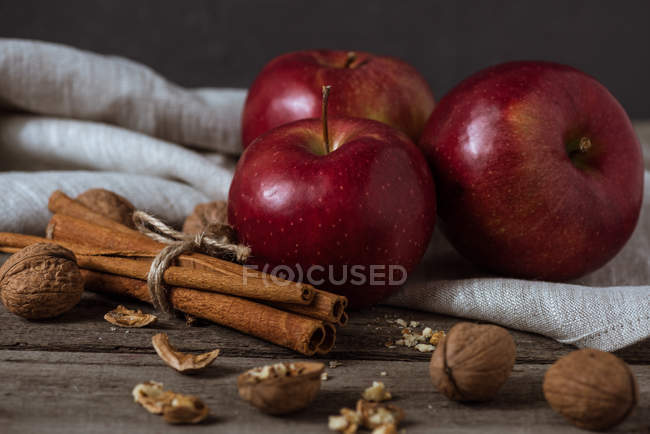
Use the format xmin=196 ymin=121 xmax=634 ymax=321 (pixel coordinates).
xmin=0 ymin=291 xmax=647 ymax=433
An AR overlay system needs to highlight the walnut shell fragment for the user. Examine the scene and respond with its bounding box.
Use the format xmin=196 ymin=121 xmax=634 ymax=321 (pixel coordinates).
xmin=76 ymin=188 xmax=136 ymax=228
xmin=132 ymin=381 xmax=175 ymax=414
xmin=132 ymin=381 xmax=209 ymax=425
xmin=152 ymin=332 xmax=220 ymax=373
xmin=104 ymin=305 xmax=157 ymax=328
xmin=543 ymin=349 xmax=638 ymax=430
xmin=429 ymin=322 xmax=516 ymax=402
xmin=237 ymin=362 xmax=324 ymax=415
xmin=0 ymin=243 xmax=84 ymax=319
xmin=162 ymin=394 xmax=210 ymax=424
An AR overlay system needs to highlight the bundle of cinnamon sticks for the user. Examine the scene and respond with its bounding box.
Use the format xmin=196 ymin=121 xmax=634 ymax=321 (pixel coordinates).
xmin=0 ymin=191 xmax=348 ymax=356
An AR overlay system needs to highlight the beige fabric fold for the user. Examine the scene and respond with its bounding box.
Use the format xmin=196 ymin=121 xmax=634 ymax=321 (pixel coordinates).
xmin=0 ymin=38 xmax=246 ymax=154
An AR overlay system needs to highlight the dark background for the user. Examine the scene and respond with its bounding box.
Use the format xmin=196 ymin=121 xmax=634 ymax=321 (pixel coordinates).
xmin=1 ymin=0 xmax=648 ymax=118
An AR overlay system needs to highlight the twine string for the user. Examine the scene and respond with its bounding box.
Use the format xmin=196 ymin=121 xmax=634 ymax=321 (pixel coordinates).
xmin=132 ymin=210 xmax=251 ymax=315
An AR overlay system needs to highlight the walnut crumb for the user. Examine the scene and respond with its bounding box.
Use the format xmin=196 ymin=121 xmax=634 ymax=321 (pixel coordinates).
xmin=372 ymin=424 xmax=397 ymax=434
xmin=380 ymin=371 xmax=387 ymax=377
xmin=329 ymin=399 xmax=404 ymax=433
xmin=248 ymin=362 xmax=301 ymax=381
xmin=329 ymin=360 xmax=344 ymax=369
xmin=362 ymin=381 xmax=392 ymax=402
xmin=409 ymin=321 xmax=420 ymax=328
xmin=429 ymin=330 xmax=445 ymax=346
xmin=329 ymin=415 xmax=351 ymax=432
xmin=415 ymin=343 xmax=435 ymax=353
xmin=395 ymin=318 xmax=408 ymax=327
xmin=321 ymin=372 xmax=329 ymax=381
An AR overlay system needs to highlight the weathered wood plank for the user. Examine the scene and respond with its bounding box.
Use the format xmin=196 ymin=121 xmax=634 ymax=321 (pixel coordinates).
xmin=0 ymin=292 xmax=647 ymax=363
xmin=0 ymin=351 xmax=647 ymax=434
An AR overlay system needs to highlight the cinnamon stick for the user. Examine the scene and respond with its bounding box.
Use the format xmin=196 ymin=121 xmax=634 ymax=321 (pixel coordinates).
xmin=49 ymin=190 xmax=142 ymax=236
xmin=47 ymin=213 xmax=303 ymax=289
xmin=273 ymin=291 xmax=348 ymax=326
xmin=81 ymin=270 xmax=328 ymax=356
xmin=47 ymin=212 xmax=348 ymax=325
xmin=0 ymin=232 xmax=312 ymax=305
xmin=0 ymin=233 xmax=336 ymax=354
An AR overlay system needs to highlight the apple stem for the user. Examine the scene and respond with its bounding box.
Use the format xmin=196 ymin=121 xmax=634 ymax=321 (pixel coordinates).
xmin=345 ymin=51 xmax=356 ymax=68
xmin=577 ymin=136 xmax=592 ymax=153
xmin=322 ymin=85 xmax=331 ymax=153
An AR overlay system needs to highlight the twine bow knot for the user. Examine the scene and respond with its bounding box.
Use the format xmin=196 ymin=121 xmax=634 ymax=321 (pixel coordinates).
xmin=132 ymin=210 xmax=250 ymax=315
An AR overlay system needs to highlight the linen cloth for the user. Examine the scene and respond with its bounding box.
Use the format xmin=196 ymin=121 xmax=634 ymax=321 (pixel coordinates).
xmin=0 ymin=39 xmax=647 ymax=351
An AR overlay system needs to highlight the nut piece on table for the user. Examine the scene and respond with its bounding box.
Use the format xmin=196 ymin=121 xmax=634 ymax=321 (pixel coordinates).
xmin=543 ymin=348 xmax=638 ymax=431
xmin=132 ymin=381 xmax=209 ymax=425
xmin=132 ymin=381 xmax=175 ymax=414
xmin=0 ymin=243 xmax=84 ymax=319
xmin=356 ymin=399 xmax=404 ymax=430
xmin=329 ymin=399 xmax=404 ymax=433
xmin=152 ymin=332 xmax=220 ymax=374
xmin=162 ymin=394 xmax=210 ymax=424
xmin=371 ymin=424 xmax=397 ymax=434
xmin=429 ymin=322 xmax=516 ymax=402
xmin=76 ymin=188 xmax=136 ymax=228
xmin=237 ymin=362 xmax=324 ymax=415
xmin=428 ymin=330 xmax=445 ymax=346
xmin=362 ymin=381 xmax=392 ymax=402
xmin=104 ymin=305 xmax=157 ymax=328
xmin=328 ymin=407 xmax=361 ymax=433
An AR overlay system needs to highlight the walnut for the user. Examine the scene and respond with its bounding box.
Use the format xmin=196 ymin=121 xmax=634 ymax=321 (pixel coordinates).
xmin=76 ymin=188 xmax=136 ymax=228
xmin=237 ymin=362 xmax=324 ymax=414
xmin=0 ymin=243 xmax=84 ymax=319
xmin=183 ymin=200 xmax=230 ymax=232
xmin=152 ymin=332 xmax=220 ymax=373
xmin=429 ymin=322 xmax=515 ymax=402
xmin=543 ymin=348 xmax=638 ymax=430
xmin=104 ymin=305 xmax=157 ymax=328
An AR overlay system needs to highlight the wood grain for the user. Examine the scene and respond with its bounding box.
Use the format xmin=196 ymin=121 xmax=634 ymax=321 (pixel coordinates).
xmin=0 ymin=293 xmax=647 ymax=363
xmin=0 ymin=261 xmax=648 ymax=433
xmin=0 ymin=351 xmax=648 ymax=434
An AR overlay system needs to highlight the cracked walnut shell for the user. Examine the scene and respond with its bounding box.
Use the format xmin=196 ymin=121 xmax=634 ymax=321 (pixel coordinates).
xmin=543 ymin=349 xmax=638 ymax=430
xmin=0 ymin=243 xmax=84 ymax=319
xmin=429 ymin=322 xmax=515 ymax=402
xmin=132 ymin=381 xmax=209 ymax=424
xmin=104 ymin=305 xmax=157 ymax=328
xmin=237 ymin=362 xmax=324 ymax=415
xmin=152 ymin=332 xmax=220 ymax=373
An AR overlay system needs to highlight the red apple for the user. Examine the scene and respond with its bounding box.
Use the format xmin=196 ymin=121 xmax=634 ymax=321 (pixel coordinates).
xmin=419 ymin=61 xmax=644 ymax=280
xmin=241 ymin=50 xmax=435 ymax=148
xmin=229 ymin=88 xmax=436 ymax=307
